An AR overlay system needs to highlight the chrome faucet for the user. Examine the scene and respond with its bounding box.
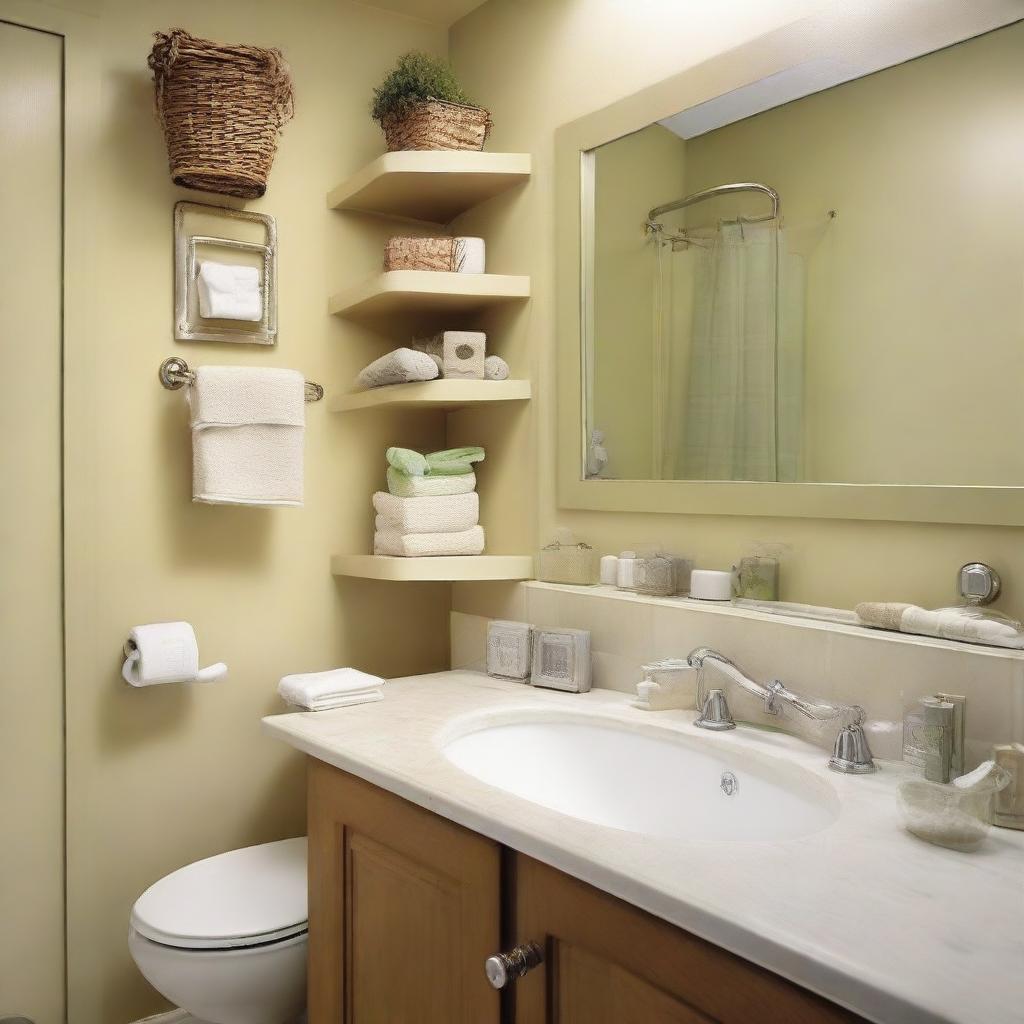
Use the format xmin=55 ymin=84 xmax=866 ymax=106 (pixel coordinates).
xmin=686 ymin=647 xmax=876 ymax=775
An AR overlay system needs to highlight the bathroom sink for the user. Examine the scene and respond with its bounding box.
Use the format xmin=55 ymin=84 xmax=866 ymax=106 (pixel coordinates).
xmin=442 ymin=714 xmax=840 ymax=842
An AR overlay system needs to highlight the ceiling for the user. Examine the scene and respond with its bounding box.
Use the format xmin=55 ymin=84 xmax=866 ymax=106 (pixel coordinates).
xmin=359 ymin=0 xmax=488 ymax=27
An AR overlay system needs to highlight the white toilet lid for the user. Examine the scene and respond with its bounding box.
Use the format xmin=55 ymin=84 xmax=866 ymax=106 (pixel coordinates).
xmin=131 ymin=837 xmax=308 ymax=950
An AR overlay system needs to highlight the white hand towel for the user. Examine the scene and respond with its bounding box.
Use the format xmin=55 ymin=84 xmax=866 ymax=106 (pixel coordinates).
xmin=386 ymin=467 xmax=476 ymax=498
xmin=374 ymin=525 xmax=485 ymax=557
xmin=372 ymin=491 xmax=479 ymax=534
xmin=278 ymin=667 xmax=385 ymax=711
xmin=356 ymin=348 xmax=439 ymax=390
xmin=901 ymin=606 xmax=1024 ymax=649
xmin=455 ymin=237 xmax=486 ymax=274
xmin=121 ymin=621 xmax=228 ymax=687
xmin=197 ymin=261 xmax=262 ymax=322
xmin=188 ymin=366 xmax=304 ymax=507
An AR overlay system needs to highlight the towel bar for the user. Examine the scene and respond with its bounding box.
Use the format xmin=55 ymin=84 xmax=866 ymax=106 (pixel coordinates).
xmin=158 ymin=356 xmax=324 ymax=403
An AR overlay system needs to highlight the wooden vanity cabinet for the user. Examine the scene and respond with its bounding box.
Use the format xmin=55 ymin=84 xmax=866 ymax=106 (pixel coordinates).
xmin=308 ymin=761 xmax=862 ymax=1024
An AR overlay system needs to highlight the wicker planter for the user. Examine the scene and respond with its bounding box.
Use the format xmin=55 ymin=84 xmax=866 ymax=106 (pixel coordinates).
xmin=385 ymin=236 xmax=466 ymax=273
xmin=380 ymin=99 xmax=492 ymax=152
xmin=148 ymin=29 xmax=294 ymax=200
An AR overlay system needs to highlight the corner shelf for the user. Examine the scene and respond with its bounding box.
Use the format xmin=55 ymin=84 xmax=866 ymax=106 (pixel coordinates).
xmin=331 ymin=379 xmax=531 ymax=412
xmin=332 ymin=554 xmax=534 ymax=582
xmin=330 ymin=271 xmax=530 ymax=320
xmin=327 ymin=151 xmax=531 ymax=225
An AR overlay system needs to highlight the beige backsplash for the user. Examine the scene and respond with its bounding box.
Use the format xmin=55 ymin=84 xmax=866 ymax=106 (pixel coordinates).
xmin=450 ymin=582 xmax=1024 ymax=766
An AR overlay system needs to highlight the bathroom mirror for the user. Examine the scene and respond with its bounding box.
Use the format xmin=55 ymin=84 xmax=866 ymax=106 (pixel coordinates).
xmin=556 ymin=5 xmax=1024 ymax=525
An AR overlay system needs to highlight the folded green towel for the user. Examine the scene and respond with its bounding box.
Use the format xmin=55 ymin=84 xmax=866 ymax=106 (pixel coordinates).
xmin=386 ymin=446 xmax=485 ymax=478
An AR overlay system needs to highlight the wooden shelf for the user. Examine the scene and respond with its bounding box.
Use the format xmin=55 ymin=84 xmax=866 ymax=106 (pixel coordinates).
xmin=330 ymin=271 xmax=530 ymax=320
xmin=331 ymin=379 xmax=531 ymax=412
xmin=327 ymin=151 xmax=531 ymax=225
xmin=331 ymin=554 xmax=535 ymax=582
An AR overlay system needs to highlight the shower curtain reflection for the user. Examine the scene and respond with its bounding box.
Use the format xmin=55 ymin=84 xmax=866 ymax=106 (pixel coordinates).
xmin=656 ymin=219 xmax=804 ymax=482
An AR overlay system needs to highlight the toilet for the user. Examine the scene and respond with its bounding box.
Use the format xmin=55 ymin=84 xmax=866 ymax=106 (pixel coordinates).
xmin=128 ymin=837 xmax=308 ymax=1024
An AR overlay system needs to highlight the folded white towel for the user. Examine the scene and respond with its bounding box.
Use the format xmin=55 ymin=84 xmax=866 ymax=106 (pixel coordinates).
xmin=373 ymin=491 xmax=479 ymax=534
xmin=278 ymin=667 xmax=385 ymax=711
xmin=197 ymin=261 xmax=262 ymax=322
xmin=901 ymin=606 xmax=1024 ymax=649
xmin=356 ymin=348 xmax=439 ymax=390
xmin=386 ymin=467 xmax=476 ymax=498
xmin=188 ymin=366 xmax=304 ymax=506
xmin=374 ymin=525 xmax=485 ymax=557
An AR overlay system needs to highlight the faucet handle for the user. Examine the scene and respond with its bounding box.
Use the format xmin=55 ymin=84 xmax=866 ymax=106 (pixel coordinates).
xmin=695 ymin=688 xmax=736 ymax=731
xmin=829 ymin=722 xmax=877 ymax=774
xmin=763 ymin=680 xmax=784 ymax=715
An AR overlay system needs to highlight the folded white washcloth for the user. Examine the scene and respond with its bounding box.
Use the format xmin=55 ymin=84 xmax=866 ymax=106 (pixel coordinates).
xmin=278 ymin=667 xmax=385 ymax=711
xmin=188 ymin=366 xmax=304 ymax=507
xmin=386 ymin=467 xmax=476 ymax=498
xmin=374 ymin=525 xmax=485 ymax=557
xmin=197 ymin=261 xmax=262 ymax=322
xmin=372 ymin=491 xmax=479 ymax=534
xmin=356 ymin=348 xmax=439 ymax=390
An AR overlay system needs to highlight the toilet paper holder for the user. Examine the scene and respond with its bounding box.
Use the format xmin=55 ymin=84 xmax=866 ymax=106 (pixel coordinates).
xmin=121 ymin=622 xmax=228 ymax=687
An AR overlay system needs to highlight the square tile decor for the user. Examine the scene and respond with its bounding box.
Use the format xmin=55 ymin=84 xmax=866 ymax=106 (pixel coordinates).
xmin=450 ymin=582 xmax=1024 ymax=763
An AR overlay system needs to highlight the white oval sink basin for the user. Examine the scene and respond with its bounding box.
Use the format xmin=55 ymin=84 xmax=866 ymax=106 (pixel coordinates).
xmin=443 ymin=715 xmax=840 ymax=842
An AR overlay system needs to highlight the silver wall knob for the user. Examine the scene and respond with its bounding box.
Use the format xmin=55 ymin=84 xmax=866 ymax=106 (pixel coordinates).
xmin=484 ymin=941 xmax=543 ymax=989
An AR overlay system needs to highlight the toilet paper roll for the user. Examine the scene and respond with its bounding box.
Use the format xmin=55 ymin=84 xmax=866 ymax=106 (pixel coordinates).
xmin=455 ymin=236 xmax=485 ymax=274
xmin=121 ymin=621 xmax=228 ymax=687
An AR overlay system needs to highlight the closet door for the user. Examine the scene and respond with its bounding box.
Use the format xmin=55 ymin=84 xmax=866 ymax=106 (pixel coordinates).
xmin=307 ymin=759 xmax=501 ymax=1024
xmin=0 ymin=18 xmax=66 ymax=1024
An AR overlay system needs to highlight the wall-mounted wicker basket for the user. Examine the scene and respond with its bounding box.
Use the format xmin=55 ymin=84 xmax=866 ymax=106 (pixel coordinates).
xmin=380 ymin=99 xmax=491 ymax=152
xmin=148 ymin=29 xmax=294 ymax=200
xmin=385 ymin=236 xmax=466 ymax=272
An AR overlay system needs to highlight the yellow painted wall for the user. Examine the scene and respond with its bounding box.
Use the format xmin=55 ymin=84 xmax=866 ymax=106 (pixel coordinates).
xmin=449 ymin=0 xmax=1024 ymax=619
xmin=591 ymin=124 xmax=687 ymax=480
xmin=8 ymin=0 xmax=452 ymax=1020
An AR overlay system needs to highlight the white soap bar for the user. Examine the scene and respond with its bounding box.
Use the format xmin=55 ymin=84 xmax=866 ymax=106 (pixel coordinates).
xmin=689 ymin=569 xmax=732 ymax=601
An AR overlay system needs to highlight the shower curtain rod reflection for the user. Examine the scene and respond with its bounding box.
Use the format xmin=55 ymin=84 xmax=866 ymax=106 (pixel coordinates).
xmin=646 ymin=182 xmax=780 ymax=233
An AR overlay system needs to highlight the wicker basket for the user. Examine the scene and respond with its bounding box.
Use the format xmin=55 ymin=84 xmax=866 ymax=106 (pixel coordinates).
xmin=384 ymin=236 xmax=466 ymax=272
xmin=148 ymin=29 xmax=294 ymax=200
xmin=380 ymin=99 xmax=492 ymax=152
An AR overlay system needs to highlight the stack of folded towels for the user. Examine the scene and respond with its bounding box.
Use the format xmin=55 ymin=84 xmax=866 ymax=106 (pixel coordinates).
xmin=373 ymin=446 xmax=486 ymax=557
xmin=278 ymin=667 xmax=384 ymax=711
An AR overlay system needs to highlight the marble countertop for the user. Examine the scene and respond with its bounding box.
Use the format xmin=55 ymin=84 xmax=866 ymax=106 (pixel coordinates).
xmin=262 ymin=671 xmax=1024 ymax=1024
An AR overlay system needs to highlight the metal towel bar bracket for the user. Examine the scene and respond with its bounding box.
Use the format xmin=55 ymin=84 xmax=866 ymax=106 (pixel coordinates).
xmin=158 ymin=356 xmax=324 ymax=403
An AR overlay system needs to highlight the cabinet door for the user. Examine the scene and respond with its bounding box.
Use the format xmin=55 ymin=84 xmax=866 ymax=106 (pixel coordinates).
xmin=308 ymin=759 xmax=501 ymax=1024
xmin=511 ymin=854 xmax=862 ymax=1024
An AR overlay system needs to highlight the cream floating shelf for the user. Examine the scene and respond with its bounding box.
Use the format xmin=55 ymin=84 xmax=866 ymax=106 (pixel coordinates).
xmin=331 ymin=379 xmax=531 ymax=413
xmin=332 ymin=554 xmax=534 ymax=582
xmin=327 ymin=151 xmax=531 ymax=225
xmin=330 ymin=271 xmax=530 ymax=320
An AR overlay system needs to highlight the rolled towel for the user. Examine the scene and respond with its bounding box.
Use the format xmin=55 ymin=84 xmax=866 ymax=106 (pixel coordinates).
xmin=356 ymin=348 xmax=439 ymax=390
xmin=902 ymin=606 xmax=1024 ymax=649
xmin=387 ymin=467 xmax=476 ymax=498
xmin=386 ymin=446 xmax=429 ymax=477
xmin=188 ymin=366 xmax=304 ymax=506
xmin=855 ymin=602 xmax=912 ymax=631
xmin=484 ymin=355 xmax=510 ymax=381
xmin=278 ymin=667 xmax=384 ymax=711
xmin=197 ymin=261 xmax=262 ymax=322
xmin=375 ymin=525 xmax=485 ymax=557
xmin=425 ymin=446 xmax=485 ymax=476
xmin=373 ymin=491 xmax=479 ymax=534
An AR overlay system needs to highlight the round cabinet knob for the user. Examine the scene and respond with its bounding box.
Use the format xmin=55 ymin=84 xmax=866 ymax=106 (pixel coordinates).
xmin=484 ymin=941 xmax=544 ymax=989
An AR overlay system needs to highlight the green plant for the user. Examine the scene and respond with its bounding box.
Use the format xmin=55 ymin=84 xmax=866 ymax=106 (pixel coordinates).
xmin=371 ymin=51 xmax=474 ymax=123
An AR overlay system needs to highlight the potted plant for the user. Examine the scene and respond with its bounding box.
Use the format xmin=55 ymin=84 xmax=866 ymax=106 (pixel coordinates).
xmin=371 ymin=51 xmax=492 ymax=152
